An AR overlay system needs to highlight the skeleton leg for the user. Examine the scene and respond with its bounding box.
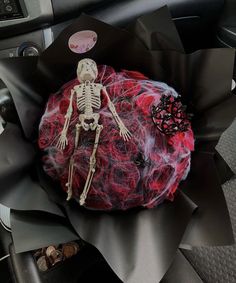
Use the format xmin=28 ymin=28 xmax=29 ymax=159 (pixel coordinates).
xmin=66 ymin=123 xmax=82 ymax=201
xmin=66 ymin=157 xmax=74 ymax=201
xmin=79 ymin=124 xmax=103 ymax=205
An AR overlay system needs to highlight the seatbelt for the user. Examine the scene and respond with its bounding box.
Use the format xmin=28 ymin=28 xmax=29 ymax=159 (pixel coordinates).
xmin=0 ymin=204 xmax=11 ymax=232
xmin=232 ymin=79 xmax=236 ymax=91
xmin=0 ymin=115 xmax=4 ymax=135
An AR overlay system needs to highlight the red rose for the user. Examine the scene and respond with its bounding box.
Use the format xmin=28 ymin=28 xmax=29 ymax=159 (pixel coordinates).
xmin=59 ymin=99 xmax=70 ymax=114
xmin=166 ymin=179 xmax=179 ymax=201
xmin=108 ymin=131 xmax=139 ymax=162
xmin=74 ymin=146 xmax=109 ymax=178
xmin=57 ymin=147 xmax=91 ymax=197
xmin=59 ymin=142 xmax=109 ymax=199
xmin=166 ymin=157 xmax=190 ymax=202
xmin=121 ymin=69 xmax=149 ymax=80
xmin=43 ymin=150 xmax=66 ymax=180
xmin=46 ymin=93 xmax=61 ymax=112
xmin=60 ymin=145 xmax=111 ymax=202
xmin=57 ymin=133 xmax=75 ymax=157
xmin=96 ymin=65 xmax=116 ymax=85
xmin=73 ymin=147 xmax=91 ymax=178
xmin=92 ymin=147 xmax=111 ymax=186
xmin=106 ymin=78 xmax=141 ymax=100
xmin=183 ymin=129 xmax=194 ymax=151
xmin=72 ymin=170 xmax=81 ymax=195
xmin=60 ymin=151 xmax=94 ymax=198
xmin=168 ymin=129 xmax=194 ymax=152
xmin=108 ymin=162 xmax=140 ymax=203
xmin=61 ymin=78 xmax=79 ymax=93
xmin=107 ymin=81 xmax=123 ymax=100
xmin=135 ymin=93 xmax=155 ymax=115
xmin=135 ymin=120 xmax=148 ymax=140
xmin=122 ymin=193 xmax=144 ymax=210
xmin=149 ymin=150 xmax=163 ymax=165
xmin=121 ymin=79 xmax=141 ymax=98
xmin=38 ymin=136 xmax=51 ymax=150
xmin=115 ymin=100 xmax=133 ymax=113
xmin=144 ymin=164 xmax=175 ymax=193
xmin=166 ymin=176 xmax=182 ymax=201
xmin=176 ymin=156 xmax=191 ymax=177
xmin=60 ymin=169 xmax=81 ymax=197
xmin=54 ymin=150 xmax=68 ymax=167
xmin=38 ymin=120 xmax=54 ymax=149
xmin=42 ymin=155 xmax=58 ymax=179
xmin=166 ymin=157 xmax=190 ymax=201
xmin=115 ymin=117 xmax=146 ymax=150
xmin=142 ymin=164 xmax=175 ymax=208
xmin=85 ymin=185 xmax=113 ymax=210
xmin=142 ymin=81 xmax=175 ymax=98
xmin=100 ymin=89 xmax=109 ymax=108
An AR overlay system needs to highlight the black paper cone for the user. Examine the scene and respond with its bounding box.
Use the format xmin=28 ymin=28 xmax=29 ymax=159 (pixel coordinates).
xmin=0 ymin=6 xmax=235 ymax=282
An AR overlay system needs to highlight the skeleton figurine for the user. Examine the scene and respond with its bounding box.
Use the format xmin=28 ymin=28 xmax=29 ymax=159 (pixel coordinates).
xmin=56 ymin=58 xmax=132 ymax=205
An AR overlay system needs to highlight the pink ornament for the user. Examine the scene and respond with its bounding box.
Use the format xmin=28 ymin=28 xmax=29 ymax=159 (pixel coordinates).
xmin=68 ymin=30 xmax=97 ymax=54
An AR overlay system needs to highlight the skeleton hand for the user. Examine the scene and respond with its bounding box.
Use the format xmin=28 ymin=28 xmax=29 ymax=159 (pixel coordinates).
xmin=119 ymin=123 xmax=132 ymax=141
xmin=56 ymin=131 xmax=68 ymax=150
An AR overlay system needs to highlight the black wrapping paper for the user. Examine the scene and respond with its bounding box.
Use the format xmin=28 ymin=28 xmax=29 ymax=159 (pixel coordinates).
xmin=181 ymin=151 xmax=234 ymax=246
xmin=11 ymin=210 xmax=79 ymax=253
xmin=0 ymin=6 xmax=235 ymax=282
xmin=127 ymin=6 xmax=185 ymax=52
xmin=0 ymin=57 xmax=44 ymax=139
xmin=0 ymin=123 xmax=64 ymax=216
xmin=65 ymin=192 xmax=196 ymax=283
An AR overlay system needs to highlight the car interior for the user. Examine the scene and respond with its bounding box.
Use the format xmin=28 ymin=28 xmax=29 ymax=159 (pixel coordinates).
xmin=0 ymin=0 xmax=235 ymax=282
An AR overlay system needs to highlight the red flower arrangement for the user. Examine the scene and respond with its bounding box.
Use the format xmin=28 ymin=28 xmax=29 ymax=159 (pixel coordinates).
xmin=38 ymin=65 xmax=194 ymax=210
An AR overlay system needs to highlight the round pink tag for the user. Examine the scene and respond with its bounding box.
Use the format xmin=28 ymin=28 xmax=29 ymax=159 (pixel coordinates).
xmin=68 ymin=30 xmax=97 ymax=54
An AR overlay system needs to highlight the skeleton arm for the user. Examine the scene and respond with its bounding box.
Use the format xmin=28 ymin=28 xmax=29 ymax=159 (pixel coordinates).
xmin=56 ymin=89 xmax=74 ymax=150
xmin=103 ymin=87 xmax=132 ymax=141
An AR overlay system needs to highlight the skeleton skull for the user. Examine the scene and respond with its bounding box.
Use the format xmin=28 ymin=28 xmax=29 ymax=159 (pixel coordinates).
xmin=77 ymin=58 xmax=98 ymax=82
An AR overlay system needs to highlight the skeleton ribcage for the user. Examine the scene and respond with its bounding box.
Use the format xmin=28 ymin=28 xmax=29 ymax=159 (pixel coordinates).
xmin=76 ymin=84 xmax=102 ymax=113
